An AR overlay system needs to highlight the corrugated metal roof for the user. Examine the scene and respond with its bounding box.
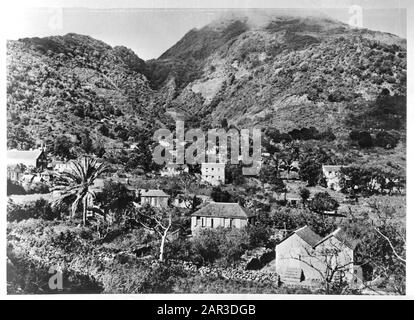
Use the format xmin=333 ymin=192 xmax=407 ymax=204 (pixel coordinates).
xmin=140 ymin=189 xmax=169 ymax=197
xmin=7 ymin=149 xmax=44 ymax=164
xmin=316 ymin=227 xmax=357 ymax=250
xmin=322 ymin=165 xmax=345 ymax=172
xmin=191 ymin=202 xmax=256 ymax=219
xmin=295 ymin=226 xmax=322 ymax=247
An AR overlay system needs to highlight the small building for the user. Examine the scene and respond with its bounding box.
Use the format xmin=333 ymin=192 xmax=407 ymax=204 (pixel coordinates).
xmin=50 ymin=160 xmax=71 ymax=173
xmin=7 ymin=149 xmax=47 ymax=170
xmin=201 ymin=162 xmax=225 ymax=185
xmin=140 ymin=189 xmax=170 ymax=208
xmin=7 ymin=164 xmax=25 ymax=182
xmin=275 ymin=226 xmax=358 ymax=285
xmin=191 ymin=202 xmax=256 ymax=233
xmin=322 ymin=165 xmax=347 ymax=191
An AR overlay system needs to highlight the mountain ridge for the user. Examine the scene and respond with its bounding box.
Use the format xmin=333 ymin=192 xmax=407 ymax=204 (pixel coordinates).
xmin=7 ymin=13 xmax=406 ymax=161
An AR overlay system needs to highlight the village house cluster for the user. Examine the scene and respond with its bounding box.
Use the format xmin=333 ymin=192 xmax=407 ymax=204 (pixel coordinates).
xmin=7 ymin=147 xmax=372 ymax=289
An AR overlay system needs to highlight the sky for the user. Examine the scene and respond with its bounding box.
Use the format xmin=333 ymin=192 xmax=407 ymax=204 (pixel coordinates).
xmin=4 ymin=4 xmax=407 ymax=60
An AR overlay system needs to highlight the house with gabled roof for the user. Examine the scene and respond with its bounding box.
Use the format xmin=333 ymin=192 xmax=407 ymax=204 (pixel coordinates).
xmin=139 ymin=189 xmax=170 ymax=208
xmin=191 ymin=202 xmax=256 ymax=233
xmin=7 ymin=149 xmax=47 ymax=170
xmin=275 ymin=226 xmax=359 ymax=285
xmin=322 ymin=165 xmax=348 ymax=191
xmin=7 ymin=164 xmax=25 ymax=182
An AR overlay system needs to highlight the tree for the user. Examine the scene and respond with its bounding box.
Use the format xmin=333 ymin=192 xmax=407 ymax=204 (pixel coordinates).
xmin=211 ymin=186 xmax=234 ymax=202
xmin=94 ymin=181 xmax=136 ymax=223
xmin=299 ymin=187 xmax=310 ymax=204
xmin=271 ymin=177 xmax=287 ymax=195
xmin=259 ymin=159 xmax=288 ymax=193
xmin=292 ymin=240 xmax=354 ymax=294
xmin=7 ymin=198 xmax=61 ymax=222
xmin=308 ymin=192 xmax=339 ymax=214
xmin=191 ymin=228 xmax=251 ymax=267
xmin=98 ymin=124 xmax=110 ymax=137
xmin=52 ymin=157 xmax=110 ymax=226
xmin=53 ymin=135 xmax=73 ymax=159
xmin=357 ymin=131 xmax=374 ymax=148
xmin=225 ymin=163 xmax=245 ymax=185
xmin=80 ymin=132 xmax=93 ymax=154
xmin=299 ymin=160 xmax=321 ymax=186
xmin=133 ymin=205 xmax=174 ymax=262
xmin=220 ymin=118 xmax=228 ymax=129
xmin=259 ymin=163 xmax=279 ymax=184
xmin=375 ymin=131 xmax=399 ymax=149
xmin=7 ymin=179 xmax=26 ymax=196
xmin=348 ymin=202 xmax=406 ymax=294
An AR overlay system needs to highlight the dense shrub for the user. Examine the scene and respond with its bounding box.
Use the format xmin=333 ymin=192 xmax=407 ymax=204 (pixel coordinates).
xmin=7 ymin=199 xmax=61 ymax=222
xmin=357 ymin=131 xmax=374 ymax=148
xmin=7 ymin=179 xmax=26 ymax=196
xmin=7 ymin=251 xmax=103 ymax=294
xmin=299 ymin=160 xmax=322 ymax=186
xmin=210 ymin=186 xmax=234 ymax=202
xmin=190 ymin=227 xmax=269 ymax=267
xmin=375 ymin=131 xmax=400 ymax=149
xmin=101 ymin=261 xmax=187 ymax=293
xmin=339 ymin=166 xmax=404 ymax=196
xmin=308 ymin=192 xmax=339 ymax=214
xmin=173 ymin=274 xmax=314 ymax=294
xmin=25 ymin=182 xmax=50 ymax=194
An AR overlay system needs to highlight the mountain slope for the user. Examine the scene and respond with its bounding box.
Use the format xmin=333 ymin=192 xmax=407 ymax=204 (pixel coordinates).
xmin=7 ymin=12 xmax=407 ymax=160
xmin=7 ymin=33 xmax=159 ymax=153
xmin=149 ymin=13 xmax=406 ymax=133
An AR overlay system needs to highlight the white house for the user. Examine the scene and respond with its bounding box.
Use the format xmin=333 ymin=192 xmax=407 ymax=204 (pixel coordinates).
xmin=191 ymin=202 xmax=256 ymax=233
xmin=322 ymin=165 xmax=348 ymax=191
xmin=7 ymin=149 xmax=47 ymax=170
xmin=275 ymin=226 xmax=358 ymax=285
xmin=140 ymin=189 xmax=170 ymax=208
xmin=7 ymin=164 xmax=24 ymax=182
xmin=201 ymin=162 xmax=225 ymax=185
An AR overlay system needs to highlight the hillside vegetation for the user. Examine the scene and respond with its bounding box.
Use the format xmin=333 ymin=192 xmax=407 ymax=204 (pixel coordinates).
xmin=7 ymin=13 xmax=406 ymax=165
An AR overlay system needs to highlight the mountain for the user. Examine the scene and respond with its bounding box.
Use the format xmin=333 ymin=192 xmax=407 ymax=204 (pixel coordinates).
xmin=7 ymin=12 xmax=406 ymax=162
xmin=7 ymin=33 xmax=163 ymax=153
xmin=148 ymin=12 xmax=406 ymax=134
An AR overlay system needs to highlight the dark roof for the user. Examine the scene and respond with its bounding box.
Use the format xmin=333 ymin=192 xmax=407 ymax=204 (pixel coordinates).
xmin=191 ymin=202 xmax=256 ymax=219
xmin=140 ymin=189 xmax=169 ymax=197
xmin=294 ymin=226 xmax=322 ymax=247
xmin=315 ymin=228 xmax=356 ymax=250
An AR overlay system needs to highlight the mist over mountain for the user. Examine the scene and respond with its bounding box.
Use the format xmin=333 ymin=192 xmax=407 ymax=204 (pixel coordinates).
xmin=148 ymin=12 xmax=406 ymax=132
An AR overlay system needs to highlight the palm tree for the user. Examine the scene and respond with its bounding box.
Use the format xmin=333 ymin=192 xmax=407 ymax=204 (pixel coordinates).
xmin=52 ymin=157 xmax=109 ymax=226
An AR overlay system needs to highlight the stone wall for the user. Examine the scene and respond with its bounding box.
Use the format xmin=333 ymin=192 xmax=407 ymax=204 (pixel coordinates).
xmin=169 ymin=259 xmax=279 ymax=283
